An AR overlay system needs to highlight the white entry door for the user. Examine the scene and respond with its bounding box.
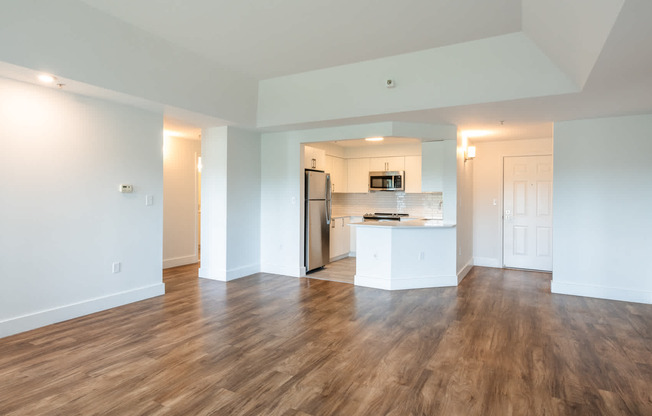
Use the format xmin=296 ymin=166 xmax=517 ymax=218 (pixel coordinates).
xmin=503 ymin=155 xmax=553 ymax=271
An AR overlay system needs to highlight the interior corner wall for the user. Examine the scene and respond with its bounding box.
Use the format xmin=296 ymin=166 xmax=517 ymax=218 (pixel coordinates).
xmin=456 ymin=134 xmax=473 ymax=281
xmin=225 ymin=127 xmax=261 ymax=279
xmin=163 ymin=136 xmax=201 ymax=268
xmin=0 ymin=77 xmax=165 ymax=338
xmin=199 ymin=127 xmax=228 ymax=280
xmin=199 ymin=126 xmax=261 ymax=281
xmin=552 ymin=114 xmax=652 ymax=304
xmin=472 ymin=137 xmax=553 ymax=268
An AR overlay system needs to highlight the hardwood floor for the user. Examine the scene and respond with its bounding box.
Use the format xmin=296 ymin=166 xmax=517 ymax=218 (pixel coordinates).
xmin=1 ymin=265 xmax=651 ymax=415
xmin=306 ymin=257 xmax=355 ymax=284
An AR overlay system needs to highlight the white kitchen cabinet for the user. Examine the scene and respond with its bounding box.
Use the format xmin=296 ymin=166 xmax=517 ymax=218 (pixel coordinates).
xmin=421 ymin=141 xmax=455 ymax=192
xmin=326 ymin=155 xmax=347 ymax=193
xmin=349 ymin=216 xmax=362 ymax=256
xmin=369 ymin=156 xmax=404 ymax=172
xmin=404 ymin=155 xmax=422 ymax=193
xmin=329 ymin=217 xmax=351 ymax=261
xmin=304 ymin=145 xmax=326 ymax=171
xmin=346 ymin=158 xmax=370 ymax=193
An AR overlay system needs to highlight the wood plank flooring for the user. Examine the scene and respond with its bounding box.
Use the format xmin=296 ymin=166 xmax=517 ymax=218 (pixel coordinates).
xmin=1 ymin=265 xmax=651 ymax=415
xmin=306 ymin=257 xmax=355 ymax=284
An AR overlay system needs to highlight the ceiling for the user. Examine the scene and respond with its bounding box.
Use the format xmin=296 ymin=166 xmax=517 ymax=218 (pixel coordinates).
xmin=4 ymin=0 xmax=652 ymax=142
xmin=78 ymin=0 xmax=522 ymax=80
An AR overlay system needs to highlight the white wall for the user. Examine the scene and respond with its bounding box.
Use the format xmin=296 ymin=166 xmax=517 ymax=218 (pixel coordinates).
xmin=198 ymin=128 xmax=227 ymax=280
xmin=552 ymin=114 xmax=652 ymax=304
xmin=0 ymin=77 xmax=165 ymax=338
xmin=260 ymin=122 xmax=456 ymax=277
xmin=472 ymin=138 xmax=553 ymax=268
xmin=200 ymin=127 xmax=261 ymax=281
xmin=163 ymin=136 xmax=200 ymax=268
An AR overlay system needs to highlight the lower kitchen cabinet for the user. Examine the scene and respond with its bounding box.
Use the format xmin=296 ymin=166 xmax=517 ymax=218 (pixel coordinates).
xmin=349 ymin=216 xmax=362 ymax=256
xmin=330 ymin=217 xmax=351 ymax=261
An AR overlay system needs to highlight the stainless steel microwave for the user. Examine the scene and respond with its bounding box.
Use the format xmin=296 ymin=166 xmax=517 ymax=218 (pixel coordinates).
xmin=369 ymin=171 xmax=404 ymax=191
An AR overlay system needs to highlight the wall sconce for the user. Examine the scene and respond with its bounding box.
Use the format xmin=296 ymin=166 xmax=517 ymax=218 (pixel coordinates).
xmin=465 ymin=145 xmax=476 ymax=162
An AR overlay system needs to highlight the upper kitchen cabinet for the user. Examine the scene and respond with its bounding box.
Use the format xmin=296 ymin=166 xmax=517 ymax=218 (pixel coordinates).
xmin=421 ymin=140 xmax=456 ymax=192
xmin=404 ymin=155 xmax=422 ymax=193
xmin=326 ymin=155 xmax=348 ymax=193
xmin=347 ymin=158 xmax=370 ymax=193
xmin=304 ymin=145 xmax=326 ymax=170
xmin=369 ymin=156 xmax=404 ymax=172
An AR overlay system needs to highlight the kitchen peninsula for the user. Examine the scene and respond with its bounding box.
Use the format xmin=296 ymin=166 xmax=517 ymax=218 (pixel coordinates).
xmin=350 ymin=219 xmax=457 ymax=290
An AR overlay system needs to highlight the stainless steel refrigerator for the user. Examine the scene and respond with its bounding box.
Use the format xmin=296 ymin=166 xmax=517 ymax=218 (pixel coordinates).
xmin=305 ymin=169 xmax=331 ymax=272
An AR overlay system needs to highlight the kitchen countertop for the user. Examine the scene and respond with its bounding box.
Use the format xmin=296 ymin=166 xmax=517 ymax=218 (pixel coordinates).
xmin=331 ymin=213 xmax=444 ymax=221
xmin=349 ymin=219 xmax=455 ymax=228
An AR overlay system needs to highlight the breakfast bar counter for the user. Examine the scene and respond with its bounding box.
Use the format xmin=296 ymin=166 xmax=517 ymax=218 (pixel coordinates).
xmin=349 ymin=220 xmax=458 ymax=290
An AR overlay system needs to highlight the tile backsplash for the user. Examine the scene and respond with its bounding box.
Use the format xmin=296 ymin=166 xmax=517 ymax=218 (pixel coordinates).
xmin=332 ymin=192 xmax=443 ymax=219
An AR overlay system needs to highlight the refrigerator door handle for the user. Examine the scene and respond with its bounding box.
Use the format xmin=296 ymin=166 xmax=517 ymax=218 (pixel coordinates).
xmin=326 ymin=174 xmax=332 ymax=225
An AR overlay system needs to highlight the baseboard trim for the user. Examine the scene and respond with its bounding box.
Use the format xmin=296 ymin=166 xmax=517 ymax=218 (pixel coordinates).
xmin=0 ymin=283 xmax=165 ymax=339
xmin=199 ymin=263 xmax=260 ymax=282
xmin=163 ymin=254 xmax=198 ymax=269
xmin=259 ymin=263 xmax=303 ymax=278
xmin=473 ymin=257 xmax=502 ymax=268
xmin=457 ymin=260 xmax=473 ymax=284
xmin=329 ymin=254 xmax=349 ymax=263
xmin=226 ymin=264 xmax=259 ymax=281
xmin=354 ymin=274 xmax=458 ymax=291
xmin=551 ymin=281 xmax=652 ymax=305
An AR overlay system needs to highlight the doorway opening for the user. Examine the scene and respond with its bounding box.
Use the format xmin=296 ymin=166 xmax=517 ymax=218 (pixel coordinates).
xmin=162 ymin=125 xmax=202 ymax=271
xmin=300 ymin=137 xmax=430 ymax=285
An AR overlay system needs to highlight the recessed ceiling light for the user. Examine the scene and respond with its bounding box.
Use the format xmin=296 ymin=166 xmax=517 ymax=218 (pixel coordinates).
xmin=365 ymin=137 xmax=384 ymax=142
xmin=38 ymin=74 xmax=56 ymax=83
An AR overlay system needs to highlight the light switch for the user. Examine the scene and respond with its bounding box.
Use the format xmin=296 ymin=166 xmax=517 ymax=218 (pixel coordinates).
xmin=145 ymin=195 xmax=153 ymax=206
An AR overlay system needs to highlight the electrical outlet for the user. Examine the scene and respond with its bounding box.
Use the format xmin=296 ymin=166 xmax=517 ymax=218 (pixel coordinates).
xmin=112 ymin=262 xmax=121 ymax=273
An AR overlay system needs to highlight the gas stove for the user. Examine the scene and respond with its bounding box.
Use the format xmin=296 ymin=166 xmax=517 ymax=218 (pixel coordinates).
xmin=362 ymin=212 xmax=409 ymax=221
